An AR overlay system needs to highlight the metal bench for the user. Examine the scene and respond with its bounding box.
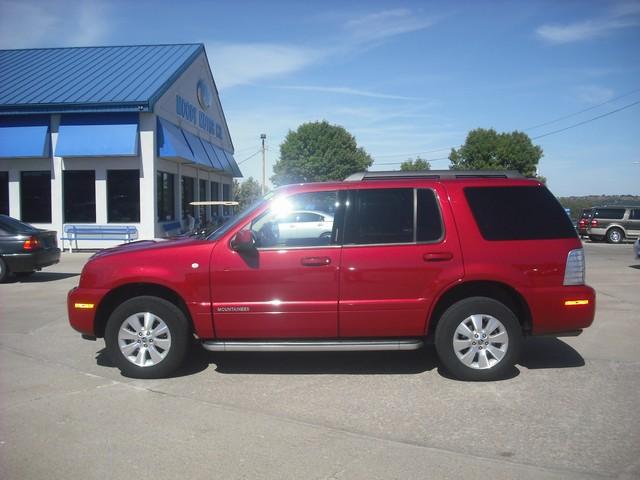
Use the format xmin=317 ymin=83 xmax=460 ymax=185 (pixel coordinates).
xmin=161 ymin=221 xmax=183 ymax=237
xmin=61 ymin=225 xmax=138 ymax=252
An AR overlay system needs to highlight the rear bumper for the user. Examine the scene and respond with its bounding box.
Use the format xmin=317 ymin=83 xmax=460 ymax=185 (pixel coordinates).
xmin=524 ymin=285 xmax=596 ymax=335
xmin=67 ymin=286 xmax=108 ymax=336
xmin=3 ymin=248 xmax=60 ymax=272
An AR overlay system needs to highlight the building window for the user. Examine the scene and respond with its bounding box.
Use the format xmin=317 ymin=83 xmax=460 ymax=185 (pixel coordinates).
xmin=199 ymin=178 xmax=207 ymax=223
xmin=0 ymin=172 xmax=8 ymax=215
xmin=63 ymin=170 xmax=96 ymax=223
xmin=222 ymin=183 xmax=231 ymax=216
xmin=156 ymin=171 xmax=175 ymax=222
xmin=20 ymin=171 xmax=51 ymax=223
xmin=181 ymin=176 xmax=195 ymax=219
xmin=107 ymin=170 xmax=140 ymax=223
xmin=210 ymin=181 xmax=220 ymax=217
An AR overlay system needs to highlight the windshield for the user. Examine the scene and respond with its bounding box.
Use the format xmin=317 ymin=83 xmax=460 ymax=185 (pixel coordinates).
xmin=207 ymin=191 xmax=275 ymax=241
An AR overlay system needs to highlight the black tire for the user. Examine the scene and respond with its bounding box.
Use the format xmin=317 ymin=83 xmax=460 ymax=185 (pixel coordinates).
xmin=105 ymin=296 xmax=190 ymax=379
xmin=0 ymin=257 xmax=7 ymax=283
xmin=606 ymin=228 xmax=624 ymax=244
xmin=435 ymin=297 xmax=522 ymax=381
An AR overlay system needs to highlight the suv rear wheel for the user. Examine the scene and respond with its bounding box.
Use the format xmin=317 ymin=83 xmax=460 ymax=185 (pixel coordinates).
xmin=105 ymin=296 xmax=190 ymax=378
xmin=435 ymin=297 xmax=522 ymax=381
xmin=606 ymin=227 xmax=624 ymax=244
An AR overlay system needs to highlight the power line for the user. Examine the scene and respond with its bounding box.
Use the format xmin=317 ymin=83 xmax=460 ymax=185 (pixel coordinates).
xmin=531 ymin=99 xmax=640 ymax=140
xmin=524 ymin=87 xmax=640 ymax=131
xmin=371 ymin=87 xmax=640 ymax=162
xmin=237 ymin=150 xmax=261 ymax=165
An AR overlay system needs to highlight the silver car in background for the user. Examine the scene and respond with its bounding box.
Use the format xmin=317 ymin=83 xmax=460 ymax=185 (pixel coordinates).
xmin=275 ymin=210 xmax=334 ymax=241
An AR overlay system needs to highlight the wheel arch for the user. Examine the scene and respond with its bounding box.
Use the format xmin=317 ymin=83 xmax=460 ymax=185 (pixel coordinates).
xmin=426 ymin=280 xmax=532 ymax=338
xmin=94 ymin=283 xmax=193 ymax=338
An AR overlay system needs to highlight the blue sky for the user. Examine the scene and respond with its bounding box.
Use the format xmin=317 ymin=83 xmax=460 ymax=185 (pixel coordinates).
xmin=1 ymin=0 xmax=639 ymax=195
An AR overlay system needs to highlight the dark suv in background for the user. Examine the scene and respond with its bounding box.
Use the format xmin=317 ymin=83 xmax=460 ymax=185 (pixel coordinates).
xmin=587 ymin=206 xmax=640 ymax=243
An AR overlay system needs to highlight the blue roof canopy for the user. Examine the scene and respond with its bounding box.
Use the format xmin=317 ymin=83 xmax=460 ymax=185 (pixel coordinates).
xmin=0 ymin=44 xmax=202 ymax=114
xmin=0 ymin=115 xmax=50 ymax=157
xmin=55 ymin=113 xmax=138 ymax=156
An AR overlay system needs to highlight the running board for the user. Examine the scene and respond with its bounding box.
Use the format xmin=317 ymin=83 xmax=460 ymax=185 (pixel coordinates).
xmin=201 ymin=339 xmax=424 ymax=352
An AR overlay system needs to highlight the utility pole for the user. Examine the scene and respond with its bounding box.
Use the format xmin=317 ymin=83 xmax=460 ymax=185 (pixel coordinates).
xmin=260 ymin=133 xmax=267 ymax=194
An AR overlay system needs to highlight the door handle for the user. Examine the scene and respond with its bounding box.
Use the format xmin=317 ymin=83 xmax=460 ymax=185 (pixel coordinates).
xmin=423 ymin=252 xmax=453 ymax=262
xmin=301 ymin=256 xmax=331 ymax=266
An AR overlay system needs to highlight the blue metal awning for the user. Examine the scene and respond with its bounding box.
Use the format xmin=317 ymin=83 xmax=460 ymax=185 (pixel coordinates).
xmin=0 ymin=115 xmax=50 ymax=158
xmin=222 ymin=150 xmax=243 ymax=178
xmin=201 ymin=140 xmax=225 ymax=171
xmin=157 ymin=117 xmax=195 ymax=162
xmin=55 ymin=113 xmax=138 ymax=156
xmin=182 ymin=129 xmax=215 ymax=169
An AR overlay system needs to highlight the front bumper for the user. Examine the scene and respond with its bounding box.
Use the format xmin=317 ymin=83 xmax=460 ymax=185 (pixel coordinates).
xmin=4 ymin=248 xmax=60 ymax=273
xmin=67 ymin=286 xmax=108 ymax=336
xmin=524 ymin=285 xmax=596 ymax=335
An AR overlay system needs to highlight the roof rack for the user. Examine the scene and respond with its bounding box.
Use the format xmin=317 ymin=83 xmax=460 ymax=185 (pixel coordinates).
xmin=344 ymin=170 xmax=525 ymax=181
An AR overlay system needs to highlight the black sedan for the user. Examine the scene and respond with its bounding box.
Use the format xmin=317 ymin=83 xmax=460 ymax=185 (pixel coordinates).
xmin=0 ymin=215 xmax=60 ymax=282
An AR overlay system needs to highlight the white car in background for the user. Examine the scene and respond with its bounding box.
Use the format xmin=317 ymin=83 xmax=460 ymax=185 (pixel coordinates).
xmin=275 ymin=210 xmax=334 ymax=240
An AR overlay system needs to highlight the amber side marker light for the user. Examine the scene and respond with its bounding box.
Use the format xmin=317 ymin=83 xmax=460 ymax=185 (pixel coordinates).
xmin=564 ymin=300 xmax=589 ymax=306
xmin=74 ymin=303 xmax=95 ymax=309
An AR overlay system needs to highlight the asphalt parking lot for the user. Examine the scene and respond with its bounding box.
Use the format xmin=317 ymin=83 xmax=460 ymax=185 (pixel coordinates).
xmin=1 ymin=242 xmax=639 ymax=479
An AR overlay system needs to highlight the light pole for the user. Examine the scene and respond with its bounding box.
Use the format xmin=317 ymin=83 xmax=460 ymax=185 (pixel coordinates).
xmin=260 ymin=133 xmax=267 ymax=194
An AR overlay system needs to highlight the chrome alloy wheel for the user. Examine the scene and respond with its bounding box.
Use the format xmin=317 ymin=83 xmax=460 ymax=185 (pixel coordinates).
xmin=452 ymin=314 xmax=509 ymax=370
xmin=117 ymin=312 xmax=172 ymax=367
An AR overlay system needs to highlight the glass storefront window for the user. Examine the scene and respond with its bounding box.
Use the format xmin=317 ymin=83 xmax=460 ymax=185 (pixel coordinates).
xmin=63 ymin=170 xmax=96 ymax=223
xmin=0 ymin=171 xmax=8 ymax=215
xmin=156 ymin=171 xmax=175 ymax=222
xmin=222 ymin=183 xmax=231 ymax=216
xmin=107 ymin=170 xmax=140 ymax=223
xmin=181 ymin=176 xmax=195 ymax=220
xmin=20 ymin=171 xmax=51 ymax=223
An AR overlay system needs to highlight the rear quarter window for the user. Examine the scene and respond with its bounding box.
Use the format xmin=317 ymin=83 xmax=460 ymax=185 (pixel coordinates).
xmin=465 ymin=186 xmax=577 ymax=241
xmin=592 ymin=208 xmax=626 ymax=220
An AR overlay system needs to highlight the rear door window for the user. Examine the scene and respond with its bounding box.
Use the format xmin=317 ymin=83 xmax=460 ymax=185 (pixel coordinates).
xmin=464 ymin=186 xmax=576 ymax=240
xmin=344 ymin=188 xmax=443 ymax=245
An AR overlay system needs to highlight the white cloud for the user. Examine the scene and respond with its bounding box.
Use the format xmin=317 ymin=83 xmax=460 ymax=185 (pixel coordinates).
xmin=272 ymin=85 xmax=421 ymax=101
xmin=0 ymin=0 xmax=110 ymax=49
xmin=206 ymin=43 xmax=322 ymax=90
xmin=536 ymin=2 xmax=640 ymax=44
xmin=575 ymin=85 xmax=615 ymax=104
xmin=344 ymin=9 xmax=436 ymax=43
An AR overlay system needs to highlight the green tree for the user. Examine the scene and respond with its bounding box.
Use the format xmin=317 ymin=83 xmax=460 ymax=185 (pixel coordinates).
xmin=272 ymin=121 xmax=373 ymax=186
xmin=233 ymin=177 xmax=262 ymax=211
xmin=400 ymin=157 xmax=431 ymax=171
xmin=449 ymin=128 xmax=543 ymax=178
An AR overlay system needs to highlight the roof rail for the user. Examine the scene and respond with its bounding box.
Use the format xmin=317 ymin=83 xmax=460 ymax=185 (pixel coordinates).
xmin=344 ymin=170 xmax=525 ymax=181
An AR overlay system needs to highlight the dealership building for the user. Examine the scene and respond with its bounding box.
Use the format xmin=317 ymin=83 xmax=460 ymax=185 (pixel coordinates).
xmin=0 ymin=43 xmax=241 ymax=247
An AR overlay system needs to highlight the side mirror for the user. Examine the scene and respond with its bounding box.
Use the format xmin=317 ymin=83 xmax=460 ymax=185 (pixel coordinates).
xmin=230 ymin=230 xmax=256 ymax=252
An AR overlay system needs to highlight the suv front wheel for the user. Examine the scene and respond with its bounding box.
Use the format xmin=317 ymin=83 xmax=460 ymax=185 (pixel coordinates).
xmin=435 ymin=297 xmax=522 ymax=381
xmin=105 ymin=296 xmax=190 ymax=378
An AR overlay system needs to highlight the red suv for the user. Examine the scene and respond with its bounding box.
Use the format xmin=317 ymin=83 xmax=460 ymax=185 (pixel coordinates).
xmin=68 ymin=171 xmax=595 ymax=381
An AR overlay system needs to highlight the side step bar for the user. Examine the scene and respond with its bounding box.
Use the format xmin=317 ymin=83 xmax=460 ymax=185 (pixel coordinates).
xmin=201 ymin=339 xmax=424 ymax=352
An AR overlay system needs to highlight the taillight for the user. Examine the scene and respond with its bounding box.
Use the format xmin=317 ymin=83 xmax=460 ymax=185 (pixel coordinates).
xmin=23 ymin=236 xmax=40 ymax=251
xmin=564 ymin=248 xmax=585 ymax=286
xmin=578 ymin=219 xmax=586 ymax=227
xmin=590 ymin=219 xmax=598 ymax=227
